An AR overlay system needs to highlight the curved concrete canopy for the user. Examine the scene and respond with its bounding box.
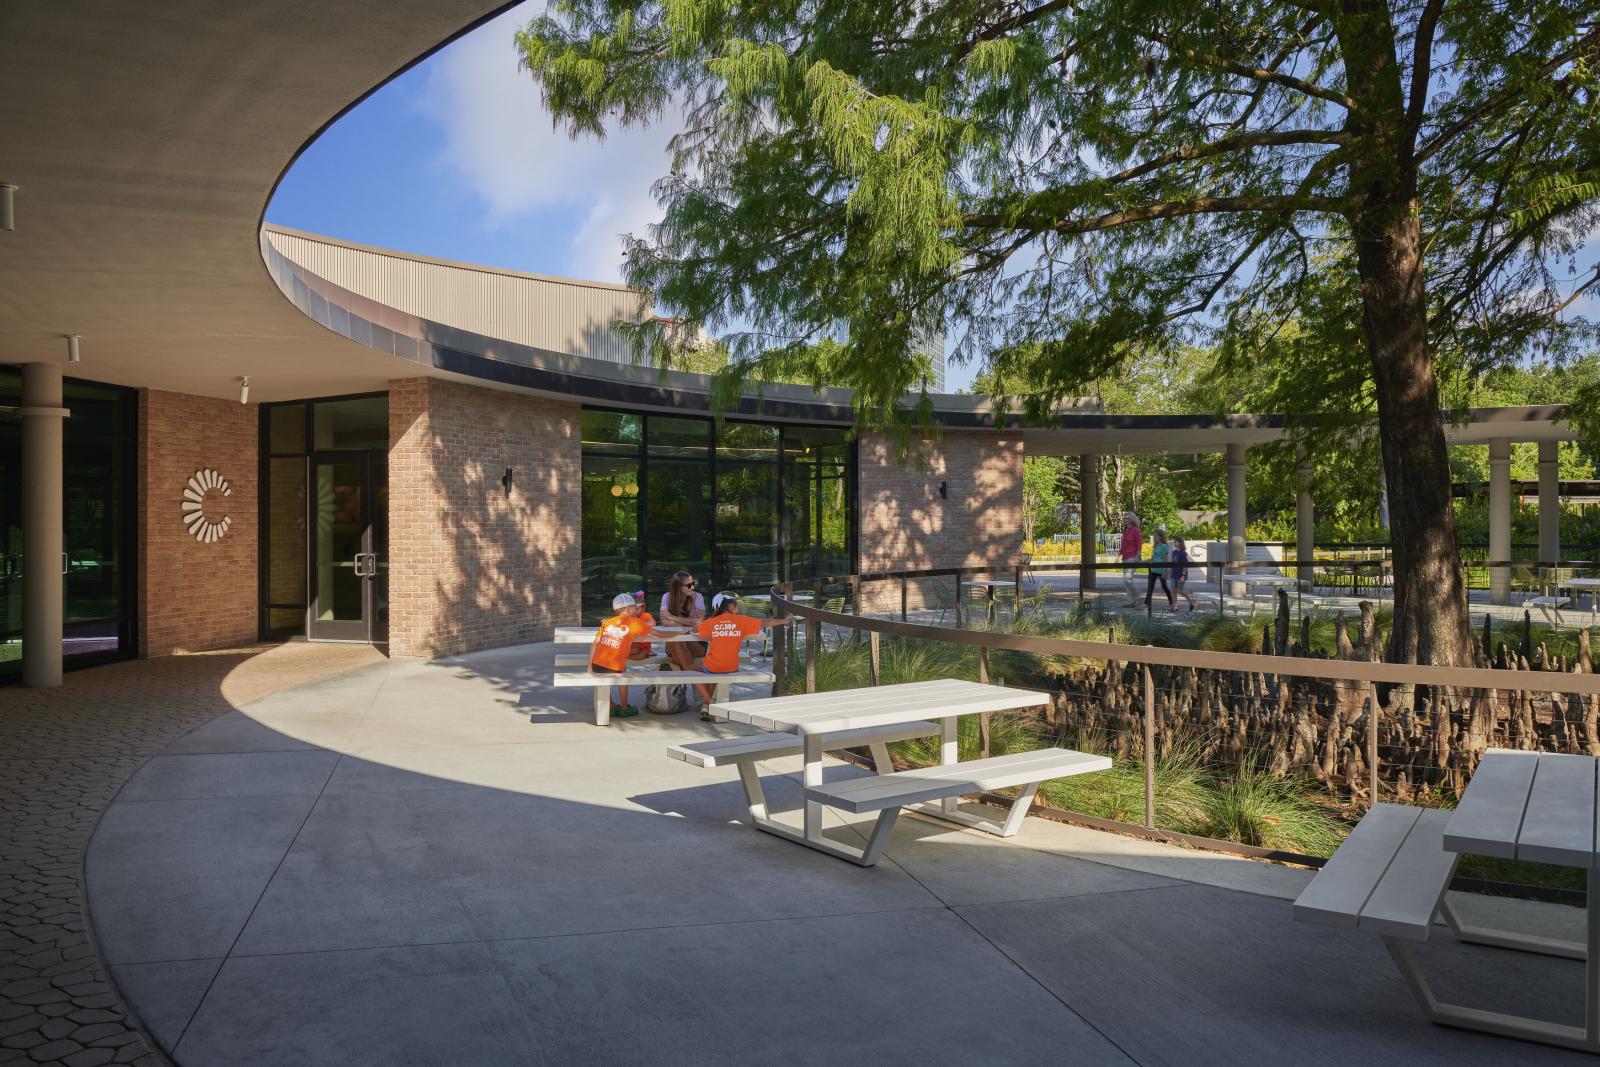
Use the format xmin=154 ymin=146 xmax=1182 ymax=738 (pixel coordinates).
xmin=0 ymin=0 xmax=515 ymax=403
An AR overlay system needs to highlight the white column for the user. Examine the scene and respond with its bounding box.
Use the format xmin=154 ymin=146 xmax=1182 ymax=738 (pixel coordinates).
xmin=1079 ymin=453 xmax=1099 ymax=590
xmin=1295 ymin=445 xmax=1314 ymax=586
xmin=21 ymin=363 xmax=67 ymax=687
xmin=1488 ymin=437 xmax=1512 ymax=606
xmin=1227 ymin=443 xmax=1247 ymax=595
xmin=1537 ymin=439 xmax=1560 ymax=563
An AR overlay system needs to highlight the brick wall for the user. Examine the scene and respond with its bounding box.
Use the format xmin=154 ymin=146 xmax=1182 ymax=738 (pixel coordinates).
xmin=387 ymin=378 xmax=581 ymax=658
xmin=139 ymin=390 xmax=260 ymax=656
xmin=856 ymin=430 xmax=1024 ymax=609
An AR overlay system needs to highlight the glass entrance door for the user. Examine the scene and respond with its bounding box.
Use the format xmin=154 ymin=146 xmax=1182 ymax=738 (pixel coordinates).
xmin=309 ymin=453 xmax=386 ymax=643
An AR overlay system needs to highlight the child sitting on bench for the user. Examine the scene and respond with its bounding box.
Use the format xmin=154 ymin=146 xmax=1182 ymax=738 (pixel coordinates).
xmin=691 ymin=592 xmax=789 ymax=721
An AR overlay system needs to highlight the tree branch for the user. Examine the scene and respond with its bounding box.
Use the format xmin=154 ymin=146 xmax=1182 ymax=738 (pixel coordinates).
xmin=1142 ymin=29 xmax=1355 ymax=110
xmin=1415 ymin=27 xmax=1600 ymax=164
xmin=1406 ymin=0 xmax=1445 ymax=138
xmin=963 ymin=194 xmax=1349 ymax=235
xmin=1104 ymin=129 xmax=1349 ymax=185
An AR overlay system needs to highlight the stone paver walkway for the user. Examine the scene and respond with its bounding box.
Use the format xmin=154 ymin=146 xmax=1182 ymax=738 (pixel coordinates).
xmin=76 ymin=642 xmax=1595 ymax=1065
xmin=0 ymin=644 xmax=382 ymax=1067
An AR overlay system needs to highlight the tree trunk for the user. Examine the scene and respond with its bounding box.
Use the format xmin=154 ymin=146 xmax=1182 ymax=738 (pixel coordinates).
xmin=1340 ymin=2 xmax=1476 ymax=668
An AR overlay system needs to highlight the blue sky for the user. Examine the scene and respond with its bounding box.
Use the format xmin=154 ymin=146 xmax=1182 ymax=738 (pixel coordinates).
xmin=266 ymin=2 xmax=976 ymax=390
xmin=267 ymin=4 xmax=677 ymax=284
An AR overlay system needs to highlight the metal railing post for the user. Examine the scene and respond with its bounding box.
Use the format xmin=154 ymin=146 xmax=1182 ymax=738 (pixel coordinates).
xmin=900 ymin=576 xmax=908 ymax=622
xmin=1143 ymin=665 xmax=1156 ymax=829
xmin=954 ymin=572 xmax=963 ymax=627
xmin=1367 ymin=680 xmax=1380 ymax=805
xmin=869 ymin=630 xmax=881 ymax=687
xmin=806 ymin=618 xmax=819 ymax=694
xmin=772 ymin=600 xmax=787 ymax=693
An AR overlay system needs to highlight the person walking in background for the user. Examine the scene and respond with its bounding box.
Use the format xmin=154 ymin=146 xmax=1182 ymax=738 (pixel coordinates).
xmin=1145 ymin=527 xmax=1176 ymax=609
xmin=1120 ymin=512 xmax=1144 ymax=607
xmin=1170 ymin=535 xmax=1196 ymax=612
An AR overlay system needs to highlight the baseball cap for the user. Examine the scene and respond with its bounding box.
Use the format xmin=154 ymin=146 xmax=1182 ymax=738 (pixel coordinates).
xmin=711 ymin=592 xmax=739 ymax=610
xmin=612 ymin=592 xmax=636 ymax=611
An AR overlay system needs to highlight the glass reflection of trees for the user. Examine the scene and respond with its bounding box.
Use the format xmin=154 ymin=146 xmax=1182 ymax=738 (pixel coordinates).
xmin=579 ymin=409 xmax=854 ymax=622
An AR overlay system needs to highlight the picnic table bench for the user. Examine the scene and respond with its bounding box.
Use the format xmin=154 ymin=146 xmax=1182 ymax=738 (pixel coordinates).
xmin=682 ymin=679 xmax=1109 ymax=866
xmin=1295 ymin=748 xmax=1600 ymax=1054
xmin=552 ymin=626 xmax=773 ymax=726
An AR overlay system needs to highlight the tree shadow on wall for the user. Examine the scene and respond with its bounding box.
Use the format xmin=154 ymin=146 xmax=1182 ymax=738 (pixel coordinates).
xmin=399 ymin=385 xmax=580 ymax=658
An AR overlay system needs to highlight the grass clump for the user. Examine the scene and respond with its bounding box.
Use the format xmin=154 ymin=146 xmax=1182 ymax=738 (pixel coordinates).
xmin=1196 ymin=760 xmax=1346 ymax=855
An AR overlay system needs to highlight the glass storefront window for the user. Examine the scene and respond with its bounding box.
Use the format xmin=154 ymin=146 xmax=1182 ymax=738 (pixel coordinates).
xmin=269 ymin=404 xmax=306 ymax=453
xmin=313 ymin=396 xmax=388 ymax=450
xmin=581 ymin=454 xmax=642 ymax=621
xmin=581 ymin=410 xmax=643 ymax=453
xmin=0 ymin=368 xmax=137 ymax=680
xmin=579 ymin=409 xmax=855 ymax=621
xmin=645 ymin=461 xmax=713 ymax=591
xmin=647 ymin=416 xmax=711 ymax=458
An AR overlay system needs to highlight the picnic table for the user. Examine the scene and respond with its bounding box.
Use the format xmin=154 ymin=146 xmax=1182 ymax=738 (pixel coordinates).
xmin=1297 ymin=747 xmax=1600 ymax=1053
xmin=1563 ymin=577 xmax=1600 ymax=616
xmin=708 ymin=679 xmax=1108 ymax=865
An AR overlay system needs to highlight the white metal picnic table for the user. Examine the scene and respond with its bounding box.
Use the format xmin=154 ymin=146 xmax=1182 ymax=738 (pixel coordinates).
xmin=1428 ymin=748 xmax=1600 ymax=1051
xmin=712 ymin=679 xmax=1052 ymax=860
xmin=1563 ymin=577 xmax=1600 ymax=615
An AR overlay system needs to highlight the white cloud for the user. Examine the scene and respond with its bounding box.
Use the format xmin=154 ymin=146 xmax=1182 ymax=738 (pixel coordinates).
xmin=415 ymin=2 xmax=680 ymax=279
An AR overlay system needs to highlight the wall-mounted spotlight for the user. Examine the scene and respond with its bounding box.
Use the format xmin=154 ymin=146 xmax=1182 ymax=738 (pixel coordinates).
xmin=501 ymin=468 xmax=514 ymax=496
xmin=239 ymin=376 xmax=250 ymax=405
xmin=938 ymin=480 xmax=948 ymax=499
xmin=66 ymin=335 xmax=80 ymax=363
xmin=0 ymin=184 xmax=15 ymax=231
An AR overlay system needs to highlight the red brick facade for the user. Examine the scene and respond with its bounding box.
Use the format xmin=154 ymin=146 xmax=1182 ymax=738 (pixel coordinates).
xmin=387 ymin=378 xmax=581 ymax=658
xmin=138 ymin=389 xmax=259 ymax=656
xmin=856 ymin=430 xmax=1024 ymax=608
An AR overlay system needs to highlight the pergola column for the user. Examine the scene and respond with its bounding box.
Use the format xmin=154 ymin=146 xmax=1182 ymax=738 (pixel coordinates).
xmin=1537 ymin=439 xmax=1560 ymax=563
xmin=1488 ymin=437 xmax=1512 ymax=605
xmin=1295 ymin=445 xmax=1314 ymax=586
xmin=1079 ymin=453 xmax=1099 ymax=590
xmin=21 ymin=362 xmax=67 ymax=688
xmin=1227 ymin=443 xmax=1247 ymax=594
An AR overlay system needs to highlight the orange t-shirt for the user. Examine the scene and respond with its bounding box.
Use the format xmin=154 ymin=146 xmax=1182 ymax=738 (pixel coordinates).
xmin=695 ymin=613 xmax=763 ymax=673
xmin=591 ymin=613 xmax=653 ymax=671
xmin=633 ymin=611 xmax=655 ymax=656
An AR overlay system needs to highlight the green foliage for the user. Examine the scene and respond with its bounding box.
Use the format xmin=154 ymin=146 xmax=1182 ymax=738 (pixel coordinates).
xmin=1021 ymin=456 xmax=1068 ymax=541
xmin=1197 ymin=760 xmax=1347 ymax=855
xmin=516 ymin=1 xmax=1599 ymax=429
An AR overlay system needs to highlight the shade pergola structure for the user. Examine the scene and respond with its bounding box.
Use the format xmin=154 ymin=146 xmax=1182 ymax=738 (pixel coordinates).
xmin=1022 ymin=405 xmax=1578 ymax=603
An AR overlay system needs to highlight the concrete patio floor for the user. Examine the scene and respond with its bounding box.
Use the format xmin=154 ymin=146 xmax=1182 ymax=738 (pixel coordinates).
xmin=84 ymin=642 xmax=1596 ymax=1065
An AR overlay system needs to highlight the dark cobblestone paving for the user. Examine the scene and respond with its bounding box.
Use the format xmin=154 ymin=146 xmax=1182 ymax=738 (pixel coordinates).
xmin=0 ymin=651 xmax=271 ymax=1067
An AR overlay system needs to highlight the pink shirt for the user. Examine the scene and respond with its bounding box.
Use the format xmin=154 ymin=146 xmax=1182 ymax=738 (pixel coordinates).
xmin=1120 ymin=526 xmax=1143 ymax=561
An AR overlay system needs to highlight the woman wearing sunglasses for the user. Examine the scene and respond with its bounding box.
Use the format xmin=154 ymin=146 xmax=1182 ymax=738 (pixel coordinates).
xmin=659 ymin=570 xmax=707 ymax=669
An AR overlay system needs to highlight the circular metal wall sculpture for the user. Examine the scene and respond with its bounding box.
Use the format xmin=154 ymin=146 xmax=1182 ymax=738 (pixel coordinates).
xmin=182 ymin=468 xmax=233 ymax=543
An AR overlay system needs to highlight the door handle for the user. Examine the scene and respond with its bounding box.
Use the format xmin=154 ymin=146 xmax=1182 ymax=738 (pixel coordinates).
xmin=352 ymin=553 xmax=368 ymax=578
xmin=61 ymin=552 xmax=69 ymax=575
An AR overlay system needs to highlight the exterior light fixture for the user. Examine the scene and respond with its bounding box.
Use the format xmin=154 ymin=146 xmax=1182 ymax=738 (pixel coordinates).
xmin=501 ymin=468 xmax=513 ymax=496
xmin=66 ymin=335 xmax=80 ymax=363
xmin=938 ymin=481 xmax=948 ymax=499
xmin=239 ymin=376 xmax=250 ymax=404
xmin=0 ymin=184 xmax=14 ymax=231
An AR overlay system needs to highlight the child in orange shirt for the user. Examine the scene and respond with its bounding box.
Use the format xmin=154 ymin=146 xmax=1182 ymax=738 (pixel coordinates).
xmin=590 ymin=592 xmax=666 ymax=718
xmin=691 ymin=592 xmax=789 ymax=720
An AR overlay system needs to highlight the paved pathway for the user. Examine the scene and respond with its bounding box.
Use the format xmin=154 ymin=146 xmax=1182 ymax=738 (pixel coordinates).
xmin=0 ymin=645 xmax=382 ymax=1067
xmin=76 ymin=642 xmax=1594 ymax=1065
